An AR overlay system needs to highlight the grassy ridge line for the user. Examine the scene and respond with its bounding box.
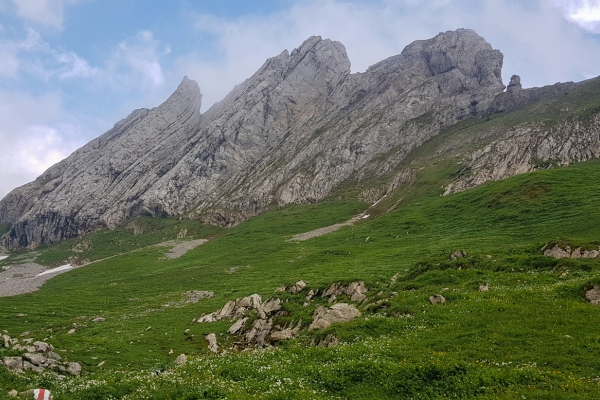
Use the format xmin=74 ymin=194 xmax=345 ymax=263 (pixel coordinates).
xmin=2 ymin=161 xmax=600 ymax=397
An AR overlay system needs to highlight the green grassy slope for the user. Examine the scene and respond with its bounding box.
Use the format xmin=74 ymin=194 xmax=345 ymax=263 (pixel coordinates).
xmin=2 ymin=158 xmax=600 ymax=398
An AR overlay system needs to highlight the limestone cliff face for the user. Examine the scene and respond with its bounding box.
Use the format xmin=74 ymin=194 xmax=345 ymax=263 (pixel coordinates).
xmin=1 ymin=29 xmax=507 ymax=247
xmin=443 ymin=114 xmax=600 ymax=195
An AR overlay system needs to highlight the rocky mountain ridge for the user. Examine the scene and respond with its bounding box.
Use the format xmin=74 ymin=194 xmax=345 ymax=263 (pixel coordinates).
xmin=1 ymin=28 xmax=598 ymax=248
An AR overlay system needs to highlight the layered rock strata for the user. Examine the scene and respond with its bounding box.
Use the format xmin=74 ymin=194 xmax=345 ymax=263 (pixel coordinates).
xmin=2 ymin=29 xmax=507 ymax=247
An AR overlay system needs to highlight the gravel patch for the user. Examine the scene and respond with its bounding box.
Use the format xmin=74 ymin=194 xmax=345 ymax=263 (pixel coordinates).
xmin=0 ymin=262 xmax=82 ymax=297
xmin=158 ymin=239 xmax=209 ymax=259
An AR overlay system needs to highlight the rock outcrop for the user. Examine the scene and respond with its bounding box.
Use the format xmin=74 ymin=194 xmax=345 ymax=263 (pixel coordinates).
xmin=1 ymin=29 xmax=507 ymax=247
xmin=197 ymin=280 xmax=369 ymax=348
xmin=443 ymin=113 xmax=600 ymax=195
xmin=1 ymin=335 xmax=81 ymax=375
xmin=542 ymin=244 xmax=600 ymax=259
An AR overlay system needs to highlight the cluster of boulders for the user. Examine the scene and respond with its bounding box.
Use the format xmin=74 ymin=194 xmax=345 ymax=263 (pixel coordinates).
xmin=450 ymin=250 xmax=467 ymax=260
xmin=542 ymin=244 xmax=600 ymax=259
xmin=195 ymin=281 xmax=367 ymax=349
xmin=1 ymin=334 xmax=81 ymax=375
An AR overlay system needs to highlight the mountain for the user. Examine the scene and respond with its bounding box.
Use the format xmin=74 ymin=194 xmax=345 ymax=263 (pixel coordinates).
xmin=1 ymin=28 xmax=599 ymax=249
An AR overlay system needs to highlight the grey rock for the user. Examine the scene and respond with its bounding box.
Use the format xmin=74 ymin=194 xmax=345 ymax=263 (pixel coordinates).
xmin=174 ymin=354 xmax=187 ymax=365
xmin=322 ymin=281 xmax=368 ymax=303
xmin=227 ymin=317 xmax=248 ymax=335
xmin=33 ymin=341 xmax=52 ymax=353
xmin=270 ymin=321 xmax=301 ymax=342
xmin=289 ymin=280 xmax=307 ymax=294
xmin=91 ymin=317 xmax=105 ymax=323
xmin=66 ymin=362 xmax=82 ymax=376
xmin=443 ymin=114 xmax=600 ymax=196
xmin=47 ymin=351 xmax=61 ymax=361
xmin=506 ymin=74 xmax=522 ymax=92
xmin=245 ymin=318 xmax=273 ymax=347
xmin=451 ymin=250 xmax=467 ymax=260
xmin=309 ymin=303 xmax=361 ymax=330
xmin=184 ymin=290 xmax=214 ymax=303
xmin=206 ymin=333 xmax=218 ymax=353
xmin=23 ymin=353 xmax=46 ymax=366
xmin=1 ymin=29 xmax=507 ymax=247
xmin=237 ymin=294 xmax=262 ymax=309
xmin=586 ymin=286 xmax=600 ymax=305
xmin=3 ymin=357 xmax=23 ymax=371
xmin=197 ymin=313 xmax=218 ymax=323
xmin=316 ymin=334 xmax=339 ymax=348
xmin=257 ymin=298 xmax=282 ymax=319
xmin=429 ymin=294 xmax=446 ymax=305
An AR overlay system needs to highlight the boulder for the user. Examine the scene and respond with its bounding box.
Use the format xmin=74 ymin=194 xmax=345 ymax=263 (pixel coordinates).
xmin=450 ymin=250 xmax=466 ymax=260
xmin=479 ymin=284 xmax=489 ymax=292
xmin=174 ymin=354 xmax=187 ymax=365
xmin=47 ymin=351 xmax=61 ymax=361
xmin=289 ymin=280 xmax=307 ymax=294
xmin=23 ymin=353 xmax=46 ymax=366
xmin=66 ymin=362 xmax=82 ymax=376
xmin=216 ymin=301 xmax=237 ymax=319
xmin=309 ymin=303 xmax=361 ymax=330
xmin=227 ymin=318 xmax=248 ymax=335
xmin=429 ymin=294 xmax=446 ymax=305
xmin=3 ymin=357 xmax=23 ymax=371
xmin=197 ymin=313 xmax=218 ymax=323
xmin=237 ymin=294 xmax=262 ymax=308
xmin=586 ymin=286 xmax=600 ymax=306
xmin=91 ymin=317 xmax=105 ymax=323
xmin=257 ymin=298 xmax=282 ymax=318
xmin=544 ymin=245 xmax=572 ymax=258
xmin=33 ymin=341 xmax=52 ymax=354
xmin=206 ymin=333 xmax=218 ymax=353
xmin=346 ymin=281 xmax=368 ymax=303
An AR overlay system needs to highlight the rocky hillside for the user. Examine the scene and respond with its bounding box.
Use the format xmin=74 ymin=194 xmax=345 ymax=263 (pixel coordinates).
xmin=1 ymin=28 xmax=598 ymax=248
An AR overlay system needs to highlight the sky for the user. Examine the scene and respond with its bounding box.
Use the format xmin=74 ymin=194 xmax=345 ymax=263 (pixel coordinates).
xmin=0 ymin=0 xmax=599 ymax=199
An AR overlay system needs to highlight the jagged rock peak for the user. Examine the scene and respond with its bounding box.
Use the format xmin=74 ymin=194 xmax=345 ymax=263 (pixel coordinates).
xmin=367 ymin=28 xmax=504 ymax=90
xmin=160 ymin=76 xmax=202 ymax=115
xmin=260 ymin=35 xmax=351 ymax=77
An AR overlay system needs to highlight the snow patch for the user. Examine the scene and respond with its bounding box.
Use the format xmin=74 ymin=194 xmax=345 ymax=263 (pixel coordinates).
xmin=37 ymin=264 xmax=72 ymax=276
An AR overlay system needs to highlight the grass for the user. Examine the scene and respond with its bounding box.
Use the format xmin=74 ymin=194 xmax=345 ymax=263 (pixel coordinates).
xmin=1 ymin=77 xmax=600 ymax=398
xmin=2 ymin=158 xmax=600 ymax=398
xmin=0 ymin=223 xmax=10 ymax=238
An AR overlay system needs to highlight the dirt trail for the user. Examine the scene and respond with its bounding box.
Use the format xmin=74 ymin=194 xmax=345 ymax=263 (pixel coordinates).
xmin=158 ymin=238 xmax=209 ymax=259
xmin=288 ymin=215 xmax=363 ymax=241
xmin=289 ymin=194 xmax=388 ymax=242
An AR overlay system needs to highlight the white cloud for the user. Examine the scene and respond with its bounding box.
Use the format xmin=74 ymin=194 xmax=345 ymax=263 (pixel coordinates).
xmin=0 ymin=28 xmax=98 ymax=81
xmin=103 ymin=30 xmax=169 ymax=90
xmin=0 ymin=90 xmax=87 ymax=198
xmin=177 ymin=0 xmax=600 ymax=110
xmin=10 ymin=0 xmax=79 ymax=30
xmin=555 ymin=0 xmax=600 ymax=33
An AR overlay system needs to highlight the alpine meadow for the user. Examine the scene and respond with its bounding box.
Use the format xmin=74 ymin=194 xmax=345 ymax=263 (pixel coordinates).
xmin=2 ymin=27 xmax=600 ymax=399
